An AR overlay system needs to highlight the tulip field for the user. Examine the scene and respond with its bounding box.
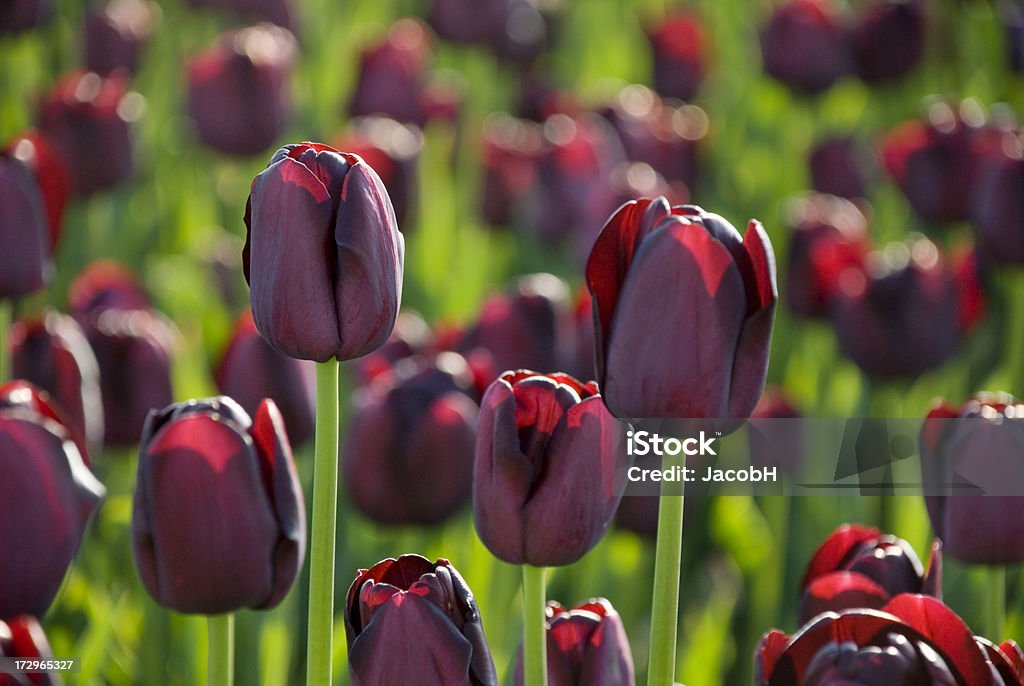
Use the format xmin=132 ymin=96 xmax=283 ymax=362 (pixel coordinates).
xmin=6 ymin=0 xmax=1024 ymax=684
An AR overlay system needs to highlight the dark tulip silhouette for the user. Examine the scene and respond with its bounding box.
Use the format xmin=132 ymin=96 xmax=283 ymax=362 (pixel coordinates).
xmin=344 ymin=554 xmax=498 ymax=686
xmin=647 ymin=12 xmax=706 ymax=102
xmin=243 ymin=142 xmax=404 ymax=362
xmin=188 ymin=24 xmax=296 ymax=156
xmin=38 ymin=71 xmax=139 ymax=196
xmin=0 ymin=151 xmax=50 ymax=298
xmin=0 ymin=381 xmax=104 ymax=620
xmin=83 ymin=308 xmax=175 ymax=446
xmin=82 ymin=0 xmax=158 ymax=75
xmin=216 ymin=309 xmax=314 ymax=445
xmin=830 ymin=236 xmax=980 ymax=378
xmin=0 ymin=616 xmax=63 ymax=686
xmin=850 ymin=0 xmax=926 ymax=83
xmin=586 ymin=198 xmax=776 ymax=421
xmin=67 ymin=260 xmax=150 ymax=320
xmin=132 ymin=396 xmax=305 ymax=614
xmin=921 ymin=393 xmax=1024 ymax=564
xmin=480 ymin=114 xmax=543 ymax=227
xmin=11 ymin=310 xmax=103 ymax=454
xmin=798 ymin=524 xmax=941 ymax=624
xmin=756 ymin=594 xmax=1011 ymax=686
xmin=513 ymin=598 xmax=635 ymax=686
xmin=759 ymin=0 xmax=852 ymax=94
xmin=0 ymin=0 xmax=53 ymax=34
xmin=808 ymin=136 xmax=871 ymax=200
xmin=473 ymin=371 xmax=626 ymax=566
xmin=343 ymin=353 xmax=477 ymax=525
xmin=428 ymin=0 xmax=547 ymax=63
xmin=784 ymin=193 xmax=869 ymax=318
xmin=5 ymin=130 xmax=70 ymax=252
xmin=348 ymin=19 xmax=430 ymax=125
xmin=971 ymin=136 xmax=1024 ymax=263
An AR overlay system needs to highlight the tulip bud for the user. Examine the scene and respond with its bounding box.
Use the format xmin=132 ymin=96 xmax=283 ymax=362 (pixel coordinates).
xmin=586 ymin=198 xmax=777 ymax=422
xmin=11 ymin=310 xmax=104 ymax=454
xmin=480 ymin=114 xmax=543 ymax=227
xmin=243 ymin=143 xmax=404 ymax=361
xmin=513 ymin=598 xmax=635 ymax=686
xmin=343 ymin=353 xmax=477 ymax=525
xmin=474 ymin=371 xmax=625 ymax=566
xmin=216 ymin=309 xmax=314 ymax=445
xmin=849 ymin=0 xmax=926 ymax=83
xmin=132 ymin=396 xmax=305 ymax=614
xmin=68 ymin=259 xmax=150 ymax=319
xmin=348 ymin=19 xmax=430 ymax=125
xmin=82 ymin=0 xmax=158 ymax=76
xmin=0 ymin=616 xmax=63 ymax=686
xmin=0 ymin=152 xmax=50 ymax=298
xmin=428 ymin=0 xmax=548 ymax=63
xmin=0 ymin=0 xmax=53 ymax=34
xmin=38 ymin=71 xmax=140 ymax=196
xmin=0 ymin=381 xmax=104 ymax=619
xmin=647 ymin=12 xmax=706 ymax=102
xmin=808 ymin=136 xmax=872 ymax=200
xmin=188 ymin=24 xmax=296 ymax=156
xmin=971 ymin=134 xmax=1024 ymax=263
xmin=5 ymin=130 xmax=70 ymax=252
xmin=344 ymin=554 xmax=498 ymax=685
xmin=798 ymin=524 xmax=941 ymax=623
xmin=921 ymin=393 xmax=1024 ymax=564
xmin=759 ymin=0 xmax=853 ymax=94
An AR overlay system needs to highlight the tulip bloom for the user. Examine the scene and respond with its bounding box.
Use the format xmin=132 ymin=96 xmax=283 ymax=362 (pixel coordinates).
xmin=0 ymin=381 xmax=104 ymax=619
xmin=474 ymin=371 xmax=626 ymax=566
xmin=972 ymin=140 xmax=1024 ymax=264
xmin=344 ymin=555 xmax=498 ymax=686
xmin=849 ymin=0 xmax=926 ymax=83
xmin=647 ymin=12 xmax=706 ymax=102
xmin=921 ymin=394 xmax=1024 ymax=564
xmin=586 ymin=198 xmax=776 ymax=421
xmin=68 ymin=259 xmax=150 ymax=319
xmin=243 ymin=142 xmax=404 ymax=362
xmin=759 ymin=0 xmax=852 ymax=94
xmin=798 ymin=524 xmax=941 ymax=623
xmin=480 ymin=114 xmax=543 ymax=227
xmin=0 ymin=151 xmax=50 ymax=298
xmin=748 ymin=387 xmax=804 ymax=475
xmin=1 ymin=616 xmax=62 ymax=686
xmin=808 ymin=136 xmax=871 ymax=200
xmin=348 ymin=19 xmax=430 ymax=125
xmin=513 ymin=598 xmax=635 ymax=686
xmin=132 ymin=396 xmax=305 ymax=614
xmin=82 ymin=0 xmax=158 ymax=76
xmin=5 ymin=130 xmax=70 ymax=252
xmin=187 ymin=24 xmax=296 ymax=156
xmin=428 ymin=0 xmax=547 ymax=63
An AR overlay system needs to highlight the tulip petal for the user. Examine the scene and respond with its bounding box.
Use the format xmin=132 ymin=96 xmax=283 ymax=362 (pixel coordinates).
xmin=754 ymin=629 xmax=789 ymax=686
xmin=799 ymin=571 xmax=890 ymax=624
xmin=576 ymin=605 xmax=635 ymax=686
xmin=801 ymin=524 xmax=881 ymax=588
xmin=0 ymin=159 xmax=50 ymax=297
xmin=979 ymin=637 xmax=1024 ymax=686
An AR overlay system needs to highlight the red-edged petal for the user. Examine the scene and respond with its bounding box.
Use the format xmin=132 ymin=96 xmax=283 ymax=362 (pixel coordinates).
xmin=799 ymin=571 xmax=890 ymax=624
xmin=755 ymin=629 xmax=789 ymax=686
xmin=802 ymin=524 xmax=881 ymax=588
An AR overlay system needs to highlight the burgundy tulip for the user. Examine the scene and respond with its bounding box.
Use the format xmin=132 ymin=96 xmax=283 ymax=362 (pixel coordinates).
xmin=783 ymin=193 xmax=869 ymax=318
xmin=480 ymin=114 xmax=543 ymax=227
xmin=38 ymin=71 xmax=139 ymax=196
xmin=586 ymin=198 xmax=777 ymax=421
xmin=808 ymin=136 xmax=871 ymax=200
xmin=0 ymin=381 xmax=104 ymax=620
xmin=849 ymin=0 xmax=926 ymax=83
xmin=0 ymin=151 xmax=50 ymax=298
xmin=132 ymin=396 xmax=305 ymax=614
xmin=216 ymin=309 xmax=314 ymax=445
xmin=343 ymin=353 xmax=477 ymax=525
xmin=647 ymin=12 xmax=706 ymax=102
xmin=0 ymin=616 xmax=62 ymax=686
xmin=344 ymin=555 xmax=498 ymax=686
xmin=971 ymin=134 xmax=1024 ymax=263
xmin=428 ymin=0 xmax=547 ymax=62
xmin=188 ymin=24 xmax=296 ymax=156
xmin=82 ymin=0 xmax=158 ymax=76
xmin=67 ymin=259 xmax=150 ymax=319
xmin=921 ymin=393 xmax=1024 ymax=564
xmin=11 ymin=310 xmax=103 ymax=454
xmin=473 ymin=371 xmax=626 ymax=566
xmin=348 ymin=19 xmax=430 ymax=125
xmin=513 ymin=598 xmax=635 ymax=686
xmin=759 ymin=0 xmax=852 ymax=94
xmin=243 ymin=142 xmax=404 ymax=362
xmin=798 ymin=524 xmax=941 ymax=624
xmin=0 ymin=0 xmax=52 ymax=34
xmin=5 ymin=130 xmax=70 ymax=252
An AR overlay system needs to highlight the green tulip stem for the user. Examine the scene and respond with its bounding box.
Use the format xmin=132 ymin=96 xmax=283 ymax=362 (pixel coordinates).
xmin=522 ymin=564 xmax=548 ymax=686
xmin=988 ymin=566 xmax=1006 ymax=641
xmin=0 ymin=299 xmax=9 ymax=384
xmin=647 ymin=451 xmax=685 ymax=686
xmin=208 ymin=613 xmax=234 ymax=686
xmin=307 ymin=359 xmax=340 ymax=686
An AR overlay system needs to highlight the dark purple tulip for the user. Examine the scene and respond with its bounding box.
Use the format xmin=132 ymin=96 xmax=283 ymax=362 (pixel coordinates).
xmin=0 ymin=0 xmax=52 ymax=34
xmin=348 ymin=19 xmax=430 ymax=125
xmin=11 ymin=310 xmax=103 ymax=454
xmin=243 ymin=142 xmax=404 ymax=362
xmin=67 ymin=260 xmax=150 ymax=320
xmin=0 ymin=381 xmax=104 ymax=620
xmin=586 ymin=198 xmax=777 ymax=421
xmin=480 ymin=114 xmax=543 ymax=227
xmin=343 ymin=353 xmax=477 ymax=525
xmin=971 ymin=135 xmax=1024 ymax=263
xmin=83 ymin=308 xmax=175 ymax=446
xmin=473 ymin=371 xmax=626 ymax=566
xmin=188 ymin=24 xmax=295 ymax=156
xmin=798 ymin=524 xmax=941 ymax=624
xmin=921 ymin=394 xmax=1024 ymax=564
xmin=849 ymin=0 xmax=926 ymax=83
xmin=748 ymin=387 xmax=804 ymax=475
xmin=759 ymin=0 xmax=853 ymax=94
xmin=216 ymin=309 xmax=314 ymax=445
xmin=0 ymin=616 xmax=62 ymax=686
xmin=808 ymin=136 xmax=872 ymax=200
xmin=428 ymin=0 xmax=547 ymax=62
xmin=82 ymin=0 xmax=158 ymax=76
xmin=5 ymin=130 xmax=70 ymax=253
xmin=458 ymin=273 xmax=569 ymax=380
xmin=333 ymin=117 xmax=423 ymax=231
xmin=647 ymin=12 xmax=706 ymax=102
xmin=344 ymin=555 xmax=498 ymax=686
xmin=132 ymin=396 xmax=305 ymax=614
xmin=513 ymin=598 xmax=635 ymax=686
xmin=1004 ymin=0 xmax=1024 ymax=73
xmin=38 ymin=71 xmax=139 ymax=196
xmin=830 ymin=236 xmax=980 ymax=378
xmin=0 ymin=151 xmax=50 ymax=298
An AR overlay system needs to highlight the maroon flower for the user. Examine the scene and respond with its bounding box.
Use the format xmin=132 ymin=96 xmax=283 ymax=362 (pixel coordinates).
xmin=428 ymin=0 xmax=548 ymax=63
xmin=67 ymin=260 xmax=150 ymax=320
xmin=0 ymin=616 xmax=63 ymax=686
xmin=344 ymin=555 xmax=498 ymax=685
xmin=759 ymin=0 xmax=852 ymax=94
xmin=82 ymin=0 xmax=158 ymax=76
xmin=647 ymin=12 xmax=706 ymax=102
xmin=132 ymin=396 xmax=305 ymax=614
xmin=0 ymin=0 xmax=53 ymax=34
xmin=347 ymin=19 xmax=431 ymax=125
xmin=748 ymin=387 xmax=804 ymax=475
xmin=0 ymin=150 xmax=50 ymax=299
xmin=971 ymin=133 xmax=1024 ymax=263
xmin=849 ymin=0 xmax=926 ymax=83
xmin=5 ymin=130 xmax=70 ymax=253
xmin=808 ymin=136 xmax=872 ymax=200
xmin=480 ymin=114 xmax=543 ymax=227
